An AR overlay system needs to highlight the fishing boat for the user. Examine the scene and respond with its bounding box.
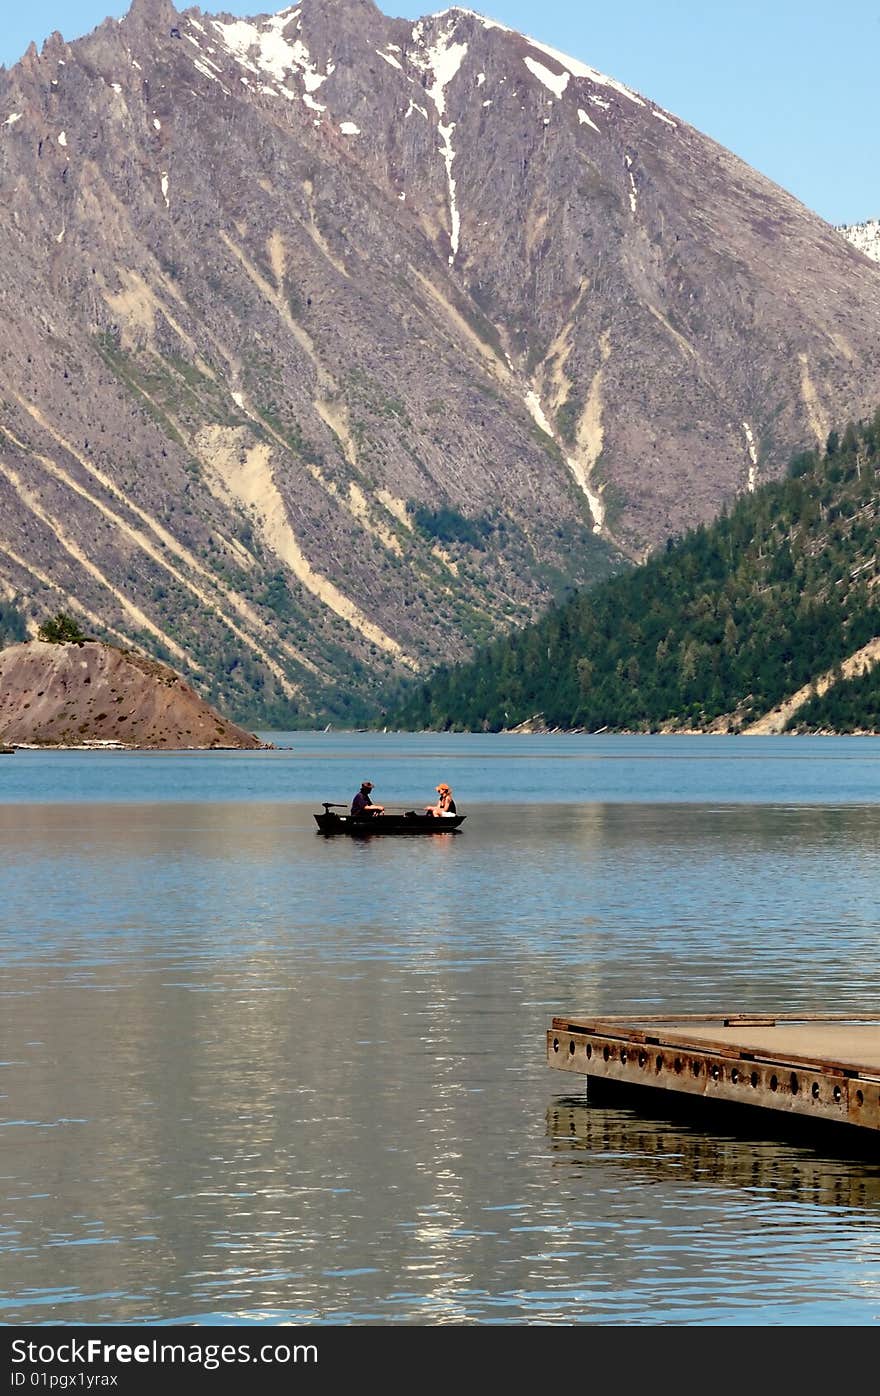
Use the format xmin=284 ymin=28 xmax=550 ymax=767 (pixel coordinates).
xmin=315 ymin=802 xmax=465 ymax=835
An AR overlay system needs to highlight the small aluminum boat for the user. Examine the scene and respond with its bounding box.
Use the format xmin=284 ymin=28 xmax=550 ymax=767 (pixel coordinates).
xmin=315 ymin=803 xmax=465 ymax=835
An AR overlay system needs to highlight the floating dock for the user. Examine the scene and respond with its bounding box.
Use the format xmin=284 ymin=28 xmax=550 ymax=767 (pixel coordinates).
xmin=547 ymin=1014 xmax=880 ymax=1135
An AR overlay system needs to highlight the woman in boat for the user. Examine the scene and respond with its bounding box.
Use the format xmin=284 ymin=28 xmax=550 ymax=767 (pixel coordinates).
xmin=425 ymin=783 xmax=457 ymax=817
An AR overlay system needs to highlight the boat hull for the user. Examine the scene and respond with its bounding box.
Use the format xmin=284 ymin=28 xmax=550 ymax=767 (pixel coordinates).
xmin=315 ymin=811 xmax=465 ymax=835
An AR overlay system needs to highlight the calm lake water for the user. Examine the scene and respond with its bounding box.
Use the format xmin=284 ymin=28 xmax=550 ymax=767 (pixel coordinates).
xmin=3 ymin=733 xmax=880 ymax=1326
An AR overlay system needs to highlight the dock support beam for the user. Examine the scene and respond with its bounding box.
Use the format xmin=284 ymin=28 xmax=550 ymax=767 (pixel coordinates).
xmin=547 ymin=1015 xmax=880 ymax=1133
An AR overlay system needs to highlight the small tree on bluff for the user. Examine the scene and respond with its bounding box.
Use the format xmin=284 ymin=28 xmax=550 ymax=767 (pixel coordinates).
xmin=38 ymin=612 xmax=88 ymax=645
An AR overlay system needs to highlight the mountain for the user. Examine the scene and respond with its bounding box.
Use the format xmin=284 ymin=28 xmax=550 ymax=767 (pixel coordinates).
xmin=2 ymin=0 xmax=880 ymax=722
xmin=0 ymin=637 xmax=264 ymax=746
xmin=386 ymin=407 xmax=880 ymax=734
xmin=839 ymin=219 xmax=880 ymax=265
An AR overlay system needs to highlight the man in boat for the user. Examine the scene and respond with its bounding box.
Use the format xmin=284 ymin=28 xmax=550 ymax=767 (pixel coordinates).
xmin=351 ymin=780 xmax=384 ymax=817
xmin=425 ymin=783 xmax=457 ymax=817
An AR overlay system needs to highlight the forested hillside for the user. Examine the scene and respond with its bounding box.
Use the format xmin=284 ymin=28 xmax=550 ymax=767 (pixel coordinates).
xmin=789 ymin=666 xmax=880 ymax=734
xmin=388 ymin=411 xmax=880 ymax=733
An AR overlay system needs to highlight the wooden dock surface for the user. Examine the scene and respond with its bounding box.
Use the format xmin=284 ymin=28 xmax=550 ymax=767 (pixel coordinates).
xmin=547 ymin=1014 xmax=880 ymax=1133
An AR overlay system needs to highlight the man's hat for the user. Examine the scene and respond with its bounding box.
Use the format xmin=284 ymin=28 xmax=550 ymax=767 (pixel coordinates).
xmin=362 ymin=780 xmax=373 ymax=790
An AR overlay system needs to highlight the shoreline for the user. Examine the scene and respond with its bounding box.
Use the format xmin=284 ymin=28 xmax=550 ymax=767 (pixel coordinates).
xmin=384 ymin=728 xmax=880 ymax=738
xmin=4 ymin=740 xmax=275 ymax=752
xmin=4 ymin=729 xmax=878 ymax=747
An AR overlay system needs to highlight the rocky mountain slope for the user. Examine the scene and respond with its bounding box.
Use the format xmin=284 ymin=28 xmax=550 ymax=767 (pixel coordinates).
xmin=0 ymin=639 xmax=263 ymax=746
xmin=2 ymin=0 xmax=880 ymax=721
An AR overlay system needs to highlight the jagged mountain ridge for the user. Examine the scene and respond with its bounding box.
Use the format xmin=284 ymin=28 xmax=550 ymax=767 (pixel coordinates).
xmin=1 ymin=0 xmax=879 ymax=720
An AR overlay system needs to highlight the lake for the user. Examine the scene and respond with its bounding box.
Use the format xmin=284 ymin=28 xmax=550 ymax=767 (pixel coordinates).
xmin=2 ymin=733 xmax=880 ymax=1325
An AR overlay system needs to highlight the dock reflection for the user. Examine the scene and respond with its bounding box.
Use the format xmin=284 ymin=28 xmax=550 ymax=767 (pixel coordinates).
xmin=547 ymin=1096 xmax=880 ymax=1209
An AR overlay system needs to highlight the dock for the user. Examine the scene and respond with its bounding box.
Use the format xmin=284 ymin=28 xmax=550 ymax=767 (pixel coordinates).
xmin=547 ymin=1013 xmax=880 ymax=1134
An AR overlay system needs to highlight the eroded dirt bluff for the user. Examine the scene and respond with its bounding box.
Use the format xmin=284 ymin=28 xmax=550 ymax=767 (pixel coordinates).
xmin=1 ymin=0 xmax=879 ymax=720
xmin=0 ymin=640 xmax=264 ymax=747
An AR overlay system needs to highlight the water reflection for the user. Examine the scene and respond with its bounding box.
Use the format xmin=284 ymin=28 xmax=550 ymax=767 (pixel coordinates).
xmin=547 ymin=1097 xmax=880 ymax=1208
xmin=541 ymin=1096 xmax=880 ymax=1324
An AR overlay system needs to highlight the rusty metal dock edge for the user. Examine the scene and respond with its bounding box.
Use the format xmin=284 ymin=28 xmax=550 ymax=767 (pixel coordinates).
xmin=547 ymin=1014 xmax=880 ymax=1133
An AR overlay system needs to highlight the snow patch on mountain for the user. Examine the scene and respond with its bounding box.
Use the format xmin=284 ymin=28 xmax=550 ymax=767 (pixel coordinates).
xmin=412 ymin=20 xmax=468 ymax=264
xmin=193 ymin=57 xmax=229 ymax=90
xmin=523 ymin=55 xmax=568 ymax=99
xmin=743 ymin=421 xmax=758 ymax=491
xmin=625 ymin=154 xmax=637 ymax=213
xmin=212 ymin=8 xmax=333 ymax=110
xmin=432 ymin=7 xmax=645 ymax=107
xmin=526 ymin=35 xmax=644 ymax=106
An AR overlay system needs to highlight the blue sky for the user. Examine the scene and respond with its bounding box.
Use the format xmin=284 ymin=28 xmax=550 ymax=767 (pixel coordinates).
xmin=2 ymin=1 xmax=877 ymax=224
